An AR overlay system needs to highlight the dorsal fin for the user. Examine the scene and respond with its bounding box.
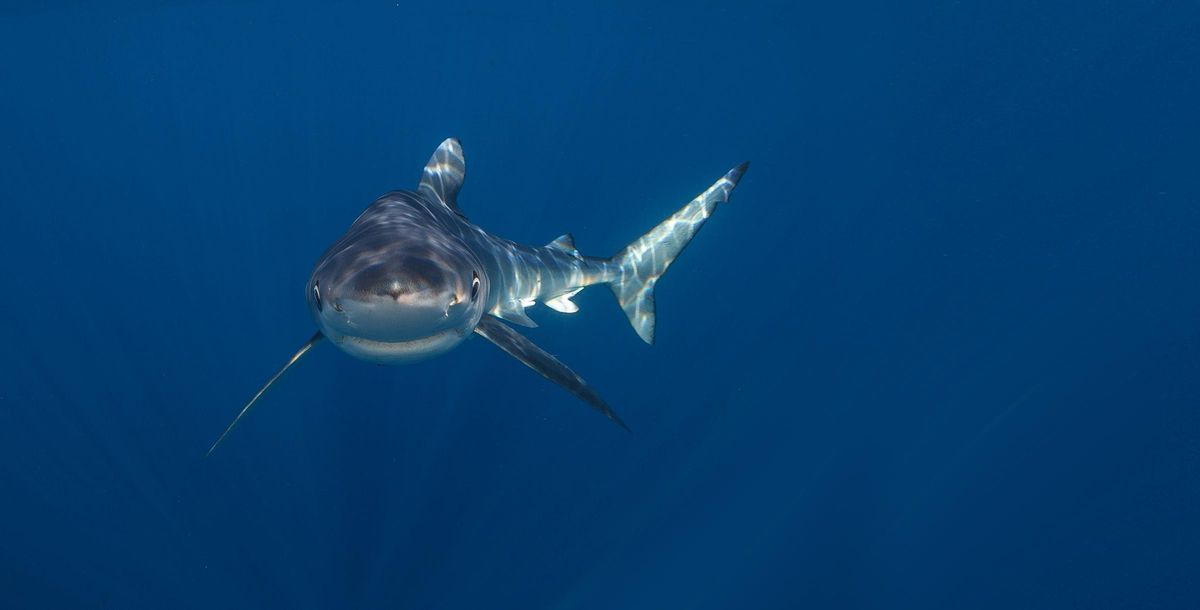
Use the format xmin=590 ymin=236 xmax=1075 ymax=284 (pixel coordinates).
xmin=546 ymin=233 xmax=577 ymax=254
xmin=418 ymin=138 xmax=466 ymax=216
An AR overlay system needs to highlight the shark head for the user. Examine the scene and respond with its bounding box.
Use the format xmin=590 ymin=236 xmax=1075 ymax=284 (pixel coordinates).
xmin=307 ymin=230 xmax=488 ymax=364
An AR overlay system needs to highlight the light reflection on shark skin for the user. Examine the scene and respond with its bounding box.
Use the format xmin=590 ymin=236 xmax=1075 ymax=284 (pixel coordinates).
xmin=207 ymin=138 xmax=747 ymax=454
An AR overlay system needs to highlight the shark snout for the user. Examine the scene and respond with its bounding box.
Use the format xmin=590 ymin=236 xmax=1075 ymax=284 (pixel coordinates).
xmin=369 ymin=280 xmax=429 ymax=304
xmin=311 ymin=259 xmax=468 ymax=344
xmin=353 ymin=259 xmax=451 ymax=300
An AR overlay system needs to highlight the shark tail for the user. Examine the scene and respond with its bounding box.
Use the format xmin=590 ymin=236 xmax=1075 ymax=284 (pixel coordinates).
xmin=608 ymin=162 xmax=748 ymax=344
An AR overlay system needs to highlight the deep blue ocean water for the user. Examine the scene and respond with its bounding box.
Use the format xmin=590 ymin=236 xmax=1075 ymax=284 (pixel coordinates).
xmin=3 ymin=2 xmax=1200 ymax=608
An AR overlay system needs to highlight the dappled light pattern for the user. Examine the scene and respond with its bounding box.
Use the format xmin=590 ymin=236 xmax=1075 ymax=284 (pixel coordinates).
xmin=610 ymin=162 xmax=749 ymax=344
xmin=416 ymin=137 xmax=467 ymax=216
xmin=289 ymin=138 xmax=747 ymax=432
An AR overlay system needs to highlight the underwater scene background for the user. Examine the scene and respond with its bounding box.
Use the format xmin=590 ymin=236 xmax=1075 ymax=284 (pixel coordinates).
xmin=2 ymin=2 xmax=1199 ymax=608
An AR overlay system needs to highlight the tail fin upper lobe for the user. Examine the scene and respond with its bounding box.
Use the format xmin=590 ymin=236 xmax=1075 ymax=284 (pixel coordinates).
xmin=609 ymin=162 xmax=749 ymax=343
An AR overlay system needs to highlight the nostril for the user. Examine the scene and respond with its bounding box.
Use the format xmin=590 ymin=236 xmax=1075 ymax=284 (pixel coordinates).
xmin=333 ymin=301 xmax=344 ymax=313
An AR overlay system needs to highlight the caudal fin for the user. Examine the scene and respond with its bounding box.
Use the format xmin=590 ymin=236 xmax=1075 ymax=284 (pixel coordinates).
xmin=609 ymin=162 xmax=748 ymax=343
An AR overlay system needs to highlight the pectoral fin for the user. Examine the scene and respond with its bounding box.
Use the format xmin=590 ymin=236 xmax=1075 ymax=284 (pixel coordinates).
xmin=474 ymin=316 xmax=629 ymax=431
xmin=492 ymin=300 xmax=538 ymax=327
xmin=206 ymin=331 xmax=325 ymax=456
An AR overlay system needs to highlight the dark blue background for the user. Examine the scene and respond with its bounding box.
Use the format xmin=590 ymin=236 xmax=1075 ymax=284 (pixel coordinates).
xmin=3 ymin=2 xmax=1199 ymax=608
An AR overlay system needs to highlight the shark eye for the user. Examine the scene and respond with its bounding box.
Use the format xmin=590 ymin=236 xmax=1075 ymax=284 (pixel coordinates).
xmin=313 ymin=281 xmax=323 ymax=312
xmin=470 ymin=272 xmax=480 ymax=302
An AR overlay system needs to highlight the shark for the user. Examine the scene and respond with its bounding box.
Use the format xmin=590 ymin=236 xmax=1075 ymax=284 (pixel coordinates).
xmin=208 ymin=138 xmax=747 ymax=454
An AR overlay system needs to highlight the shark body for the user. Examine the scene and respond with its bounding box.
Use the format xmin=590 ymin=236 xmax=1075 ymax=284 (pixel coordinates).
xmin=209 ymin=138 xmax=747 ymax=453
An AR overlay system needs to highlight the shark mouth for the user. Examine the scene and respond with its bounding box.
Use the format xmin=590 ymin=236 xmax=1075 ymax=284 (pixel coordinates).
xmin=333 ymin=327 xmax=467 ymax=364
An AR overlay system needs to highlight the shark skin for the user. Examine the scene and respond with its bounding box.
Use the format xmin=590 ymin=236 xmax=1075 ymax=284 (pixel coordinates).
xmin=208 ymin=138 xmax=747 ymax=454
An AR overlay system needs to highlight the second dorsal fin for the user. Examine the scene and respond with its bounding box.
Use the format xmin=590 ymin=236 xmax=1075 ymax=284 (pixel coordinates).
xmin=546 ymin=233 xmax=577 ymax=254
xmin=418 ymin=138 xmax=466 ymax=216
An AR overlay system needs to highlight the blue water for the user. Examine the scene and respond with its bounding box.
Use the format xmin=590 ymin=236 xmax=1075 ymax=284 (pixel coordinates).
xmin=3 ymin=2 xmax=1200 ymax=608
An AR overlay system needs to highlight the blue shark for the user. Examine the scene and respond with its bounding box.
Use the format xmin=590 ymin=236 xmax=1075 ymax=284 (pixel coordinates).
xmin=208 ymin=138 xmax=747 ymax=453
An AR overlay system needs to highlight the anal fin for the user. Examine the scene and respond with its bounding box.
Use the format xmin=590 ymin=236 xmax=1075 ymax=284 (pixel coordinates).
xmin=544 ymin=287 xmax=583 ymax=314
xmin=474 ymin=316 xmax=629 ymax=431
